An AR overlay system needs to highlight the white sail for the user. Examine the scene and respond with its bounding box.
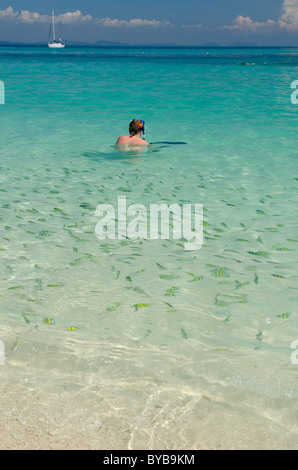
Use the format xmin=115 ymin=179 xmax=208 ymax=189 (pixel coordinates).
xmin=48 ymin=11 xmax=65 ymax=48
xmin=52 ymin=10 xmax=56 ymax=41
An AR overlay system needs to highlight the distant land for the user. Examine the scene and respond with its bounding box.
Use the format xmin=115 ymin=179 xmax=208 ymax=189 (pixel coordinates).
xmin=0 ymin=39 xmax=294 ymax=48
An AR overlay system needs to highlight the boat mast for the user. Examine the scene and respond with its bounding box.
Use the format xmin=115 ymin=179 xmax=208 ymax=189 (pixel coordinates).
xmin=52 ymin=11 xmax=56 ymax=42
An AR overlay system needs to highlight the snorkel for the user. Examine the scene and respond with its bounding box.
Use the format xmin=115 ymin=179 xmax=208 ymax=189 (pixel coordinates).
xmin=140 ymin=120 xmax=145 ymax=136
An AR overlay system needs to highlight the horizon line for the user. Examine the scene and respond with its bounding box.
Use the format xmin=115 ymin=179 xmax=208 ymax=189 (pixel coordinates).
xmin=1 ymin=41 xmax=298 ymax=48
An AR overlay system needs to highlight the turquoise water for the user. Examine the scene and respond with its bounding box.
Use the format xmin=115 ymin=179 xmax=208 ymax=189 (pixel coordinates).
xmin=1 ymin=46 xmax=298 ymax=449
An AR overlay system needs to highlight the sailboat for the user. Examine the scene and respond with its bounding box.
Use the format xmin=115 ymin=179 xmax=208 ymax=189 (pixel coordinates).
xmin=48 ymin=11 xmax=65 ymax=48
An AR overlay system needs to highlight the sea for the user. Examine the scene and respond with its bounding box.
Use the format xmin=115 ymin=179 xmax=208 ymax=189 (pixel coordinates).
xmin=0 ymin=46 xmax=298 ymax=450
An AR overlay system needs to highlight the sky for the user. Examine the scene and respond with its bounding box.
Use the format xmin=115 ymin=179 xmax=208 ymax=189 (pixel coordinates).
xmin=0 ymin=1 xmax=298 ymax=45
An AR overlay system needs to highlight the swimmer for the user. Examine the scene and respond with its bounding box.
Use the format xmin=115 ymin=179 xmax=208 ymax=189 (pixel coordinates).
xmin=116 ymin=119 xmax=149 ymax=146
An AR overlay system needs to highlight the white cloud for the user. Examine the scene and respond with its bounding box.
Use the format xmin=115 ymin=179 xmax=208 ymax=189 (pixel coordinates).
xmin=98 ymin=18 xmax=172 ymax=28
xmin=221 ymin=1 xmax=298 ymax=35
xmin=0 ymin=7 xmax=93 ymax=25
xmin=279 ymin=0 xmax=298 ymax=31
xmin=56 ymin=11 xmax=93 ymax=25
xmin=181 ymin=24 xmax=205 ymax=30
xmin=222 ymin=15 xmax=276 ymax=33
xmin=0 ymin=6 xmax=18 ymax=20
xmin=17 ymin=11 xmax=50 ymax=24
xmin=0 ymin=6 xmax=171 ymax=29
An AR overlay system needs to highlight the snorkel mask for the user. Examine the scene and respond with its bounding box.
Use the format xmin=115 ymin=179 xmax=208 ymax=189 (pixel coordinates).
xmin=140 ymin=120 xmax=145 ymax=136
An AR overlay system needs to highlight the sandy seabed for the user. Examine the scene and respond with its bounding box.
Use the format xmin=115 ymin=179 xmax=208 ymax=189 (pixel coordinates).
xmin=1 ymin=379 xmax=298 ymax=451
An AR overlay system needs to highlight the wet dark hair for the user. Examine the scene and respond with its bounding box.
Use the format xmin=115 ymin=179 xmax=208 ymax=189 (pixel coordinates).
xmin=129 ymin=119 xmax=144 ymax=136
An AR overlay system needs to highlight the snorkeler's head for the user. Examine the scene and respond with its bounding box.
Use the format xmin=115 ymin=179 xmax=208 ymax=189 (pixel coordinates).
xmin=129 ymin=119 xmax=145 ymax=136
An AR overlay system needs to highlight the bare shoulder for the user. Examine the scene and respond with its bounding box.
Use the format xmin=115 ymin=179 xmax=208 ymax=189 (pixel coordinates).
xmin=116 ymin=136 xmax=129 ymax=144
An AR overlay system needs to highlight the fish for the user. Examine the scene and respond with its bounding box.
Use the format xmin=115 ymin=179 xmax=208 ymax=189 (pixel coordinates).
xmin=134 ymin=303 xmax=150 ymax=311
xmin=43 ymin=318 xmax=55 ymax=325
xmin=181 ymin=328 xmax=188 ymax=339
xmin=164 ymin=287 xmax=178 ymax=296
xmin=107 ymin=302 xmax=120 ymax=312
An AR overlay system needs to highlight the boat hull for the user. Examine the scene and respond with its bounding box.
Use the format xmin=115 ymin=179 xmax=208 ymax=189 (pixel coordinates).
xmin=48 ymin=43 xmax=65 ymax=49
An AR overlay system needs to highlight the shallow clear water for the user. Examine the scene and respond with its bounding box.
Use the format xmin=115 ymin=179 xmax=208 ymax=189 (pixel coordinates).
xmin=1 ymin=46 xmax=298 ymax=449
